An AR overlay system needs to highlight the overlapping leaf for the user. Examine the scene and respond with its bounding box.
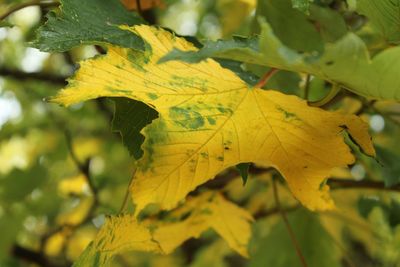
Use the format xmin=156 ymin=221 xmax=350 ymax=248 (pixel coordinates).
xmin=52 ymin=25 xmax=374 ymax=213
xmin=32 ymin=0 xmax=145 ymax=52
xmin=250 ymin=210 xmax=342 ymax=267
xmin=112 ymin=98 xmax=158 ymax=159
xmin=72 ymin=215 xmax=159 ymax=267
xmin=154 ymin=192 xmax=253 ymax=257
xmin=256 ymin=0 xmax=324 ymax=54
xmin=357 ymin=0 xmax=400 ymax=44
xmin=73 ymin=192 xmax=253 ymax=266
xmin=162 ymin=19 xmax=400 ymax=100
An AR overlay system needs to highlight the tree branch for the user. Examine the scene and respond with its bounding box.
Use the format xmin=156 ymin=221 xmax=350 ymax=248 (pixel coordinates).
xmin=0 ymin=68 xmax=67 ymax=85
xmin=254 ymin=204 xmax=300 ymax=220
xmin=120 ymin=169 xmax=136 ymax=213
xmin=272 ymin=178 xmax=308 ymax=267
xmin=11 ymin=244 xmax=68 ymax=267
xmin=135 ymin=0 xmax=143 ymax=15
xmin=64 ymin=130 xmax=98 ymax=198
xmin=328 ymin=178 xmax=400 ymax=192
xmin=202 ymin=165 xmax=272 ymax=190
xmin=203 ymin=164 xmax=400 ymax=194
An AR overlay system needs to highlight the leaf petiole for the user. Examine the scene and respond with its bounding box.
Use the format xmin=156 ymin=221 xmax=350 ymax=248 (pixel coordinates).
xmin=254 ymin=68 xmax=279 ymax=88
xmin=308 ymin=83 xmax=341 ymax=107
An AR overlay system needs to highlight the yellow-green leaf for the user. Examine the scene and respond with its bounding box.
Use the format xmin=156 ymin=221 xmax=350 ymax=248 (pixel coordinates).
xmin=52 ymin=25 xmax=375 ymax=213
xmin=96 ymin=215 xmax=160 ymax=253
xmin=154 ymin=192 xmax=253 ymax=257
xmin=73 ymin=215 xmax=160 ymax=266
xmin=75 ymin=192 xmax=252 ymax=265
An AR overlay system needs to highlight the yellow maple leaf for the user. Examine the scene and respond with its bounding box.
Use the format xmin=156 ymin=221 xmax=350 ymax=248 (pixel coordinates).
xmin=52 ymin=25 xmax=375 ymax=213
xmin=66 ymin=227 xmax=97 ymax=261
xmin=80 ymin=191 xmax=252 ymax=263
xmin=74 ymin=215 xmax=160 ymax=266
xmin=94 ymin=215 xmax=160 ymax=254
xmin=154 ymin=191 xmax=253 ymax=257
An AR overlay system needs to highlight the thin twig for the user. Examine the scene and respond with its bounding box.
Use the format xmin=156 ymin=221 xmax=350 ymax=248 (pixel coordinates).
xmin=328 ymin=178 xmax=400 ymax=192
xmin=254 ymin=204 xmax=300 ymax=220
xmin=135 ymin=0 xmax=143 ymax=16
xmin=0 ymin=0 xmax=59 ymax=21
xmin=206 ymin=164 xmax=400 ymax=194
xmin=325 ymin=231 xmax=357 ymax=267
xmin=204 ymin=165 xmax=272 ymax=190
xmin=254 ymin=68 xmax=279 ymax=88
xmin=272 ymin=178 xmax=308 ymax=267
xmin=0 ymin=68 xmax=67 ymax=85
xmin=120 ymin=169 xmax=136 ymax=213
xmin=11 ymin=244 xmax=69 ymax=267
xmin=201 ymin=164 xmax=400 ymax=199
xmin=64 ymin=130 xmax=99 ymax=227
xmin=303 ymin=74 xmax=311 ymax=100
xmin=65 ymin=132 xmax=89 ymax=181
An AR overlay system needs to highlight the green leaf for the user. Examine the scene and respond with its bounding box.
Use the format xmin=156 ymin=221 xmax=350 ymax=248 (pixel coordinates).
xmin=291 ymin=0 xmax=313 ymax=13
xmin=367 ymin=208 xmax=400 ymax=265
xmin=357 ymin=0 xmax=400 ymax=44
xmin=158 ymin=35 xmax=260 ymax=65
xmin=161 ymin=19 xmax=400 ymax=100
xmin=375 ymin=146 xmax=400 ymax=187
xmin=236 ymin=163 xmax=250 ymax=185
xmin=32 ymin=0 xmax=145 ymax=52
xmin=256 ymin=0 xmax=347 ymax=51
xmin=72 ymin=242 xmax=102 ymax=267
xmin=358 ymin=196 xmax=382 ymax=219
xmin=215 ymin=59 xmax=260 ymax=86
xmin=112 ymin=98 xmax=158 ymax=160
xmin=358 ymin=196 xmax=400 ymax=228
xmin=308 ymin=4 xmax=347 ymax=42
xmin=266 ymin=70 xmax=302 ymax=95
xmin=0 ymin=163 xmax=47 ymax=203
xmin=249 ymin=209 xmax=341 ymax=267
xmin=190 ymin=240 xmax=231 ymax=267
xmin=257 ymin=0 xmax=323 ymax=54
